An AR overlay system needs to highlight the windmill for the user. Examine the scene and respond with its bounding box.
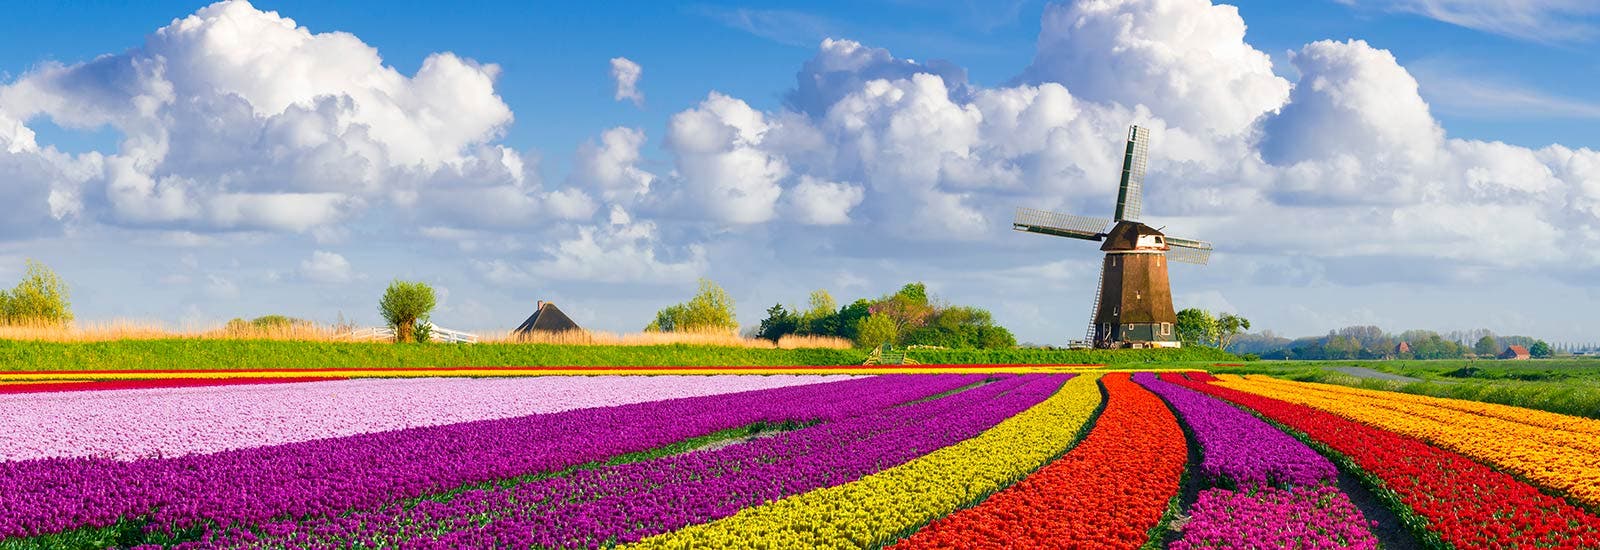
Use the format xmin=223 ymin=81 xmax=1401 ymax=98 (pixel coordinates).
xmin=1013 ymin=125 xmax=1212 ymax=348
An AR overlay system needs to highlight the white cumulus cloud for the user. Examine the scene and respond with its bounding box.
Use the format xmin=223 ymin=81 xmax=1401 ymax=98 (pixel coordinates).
xmin=0 ymin=0 xmax=517 ymax=234
xmin=298 ymin=250 xmax=356 ymax=284
xmin=610 ymin=57 xmax=643 ymax=106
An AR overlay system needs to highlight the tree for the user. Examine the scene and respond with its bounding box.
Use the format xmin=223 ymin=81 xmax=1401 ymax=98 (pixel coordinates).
xmin=798 ymin=289 xmax=840 ymax=335
xmin=869 ymin=292 xmax=934 ymax=333
xmin=1530 ymin=340 xmax=1553 ymax=358
xmin=897 ymin=283 xmax=927 ymax=304
xmin=379 ymin=279 xmax=436 ymax=343
xmin=1215 ymin=313 xmax=1252 ymax=351
xmin=3 ymin=259 xmax=73 ymax=325
xmin=756 ymin=303 xmax=799 ymax=341
xmin=1175 ymin=308 xmax=1217 ymax=347
xmin=1324 ymin=335 xmax=1360 ymax=360
xmin=835 ymin=299 xmax=873 ymax=341
xmin=1474 ymin=335 xmax=1499 ymax=357
xmin=855 ymin=313 xmax=899 ymax=348
xmin=645 ymin=278 xmax=738 ymax=333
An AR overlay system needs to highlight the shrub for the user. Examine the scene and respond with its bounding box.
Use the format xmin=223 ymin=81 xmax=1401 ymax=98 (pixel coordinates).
xmin=855 ymin=314 xmax=898 ymax=348
xmin=645 ymin=279 xmax=738 ymax=333
xmin=378 ymin=280 xmax=436 ymax=343
xmin=1 ymin=260 xmax=73 ymax=325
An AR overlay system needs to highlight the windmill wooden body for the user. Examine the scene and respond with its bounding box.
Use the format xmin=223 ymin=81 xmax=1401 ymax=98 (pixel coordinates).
xmin=1013 ymin=126 xmax=1212 ymax=348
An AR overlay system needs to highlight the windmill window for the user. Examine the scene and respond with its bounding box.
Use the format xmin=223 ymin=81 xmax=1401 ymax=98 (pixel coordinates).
xmin=1161 ymin=322 xmax=1172 ymax=336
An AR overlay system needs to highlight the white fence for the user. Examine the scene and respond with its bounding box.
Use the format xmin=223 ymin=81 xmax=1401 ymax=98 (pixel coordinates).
xmin=343 ymin=323 xmax=478 ymax=344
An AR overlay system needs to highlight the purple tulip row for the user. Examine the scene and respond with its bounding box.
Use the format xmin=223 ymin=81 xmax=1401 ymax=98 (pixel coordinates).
xmin=0 ymin=374 xmax=983 ymax=541
xmin=1131 ymin=372 xmax=1335 ymax=488
xmin=1132 ymin=373 xmax=1377 ymax=549
xmin=198 ymin=374 xmax=1071 ymax=549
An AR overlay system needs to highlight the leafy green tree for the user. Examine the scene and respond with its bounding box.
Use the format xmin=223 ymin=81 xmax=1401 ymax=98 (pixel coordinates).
xmin=1325 ymin=335 xmax=1360 ymax=359
xmin=1530 ymin=340 xmax=1553 ymax=358
xmin=3 ymin=259 xmax=72 ymax=325
xmin=835 ymin=299 xmax=872 ymax=341
xmin=379 ymin=279 xmax=436 ymax=343
xmin=897 ymin=282 xmax=927 ymax=304
xmin=756 ymin=303 xmax=799 ymax=341
xmin=903 ymin=306 xmax=1016 ymax=350
xmin=1474 ymin=335 xmax=1500 ymax=357
xmin=645 ymin=304 xmax=683 ymax=332
xmin=645 ymin=278 xmax=738 ymax=333
xmin=1215 ymin=313 xmax=1251 ymax=351
xmin=798 ymin=289 xmax=840 ymax=335
xmin=1175 ymin=308 xmax=1217 ymax=347
xmin=974 ymin=325 xmax=1018 ymax=349
xmin=855 ymin=313 xmax=899 ymax=348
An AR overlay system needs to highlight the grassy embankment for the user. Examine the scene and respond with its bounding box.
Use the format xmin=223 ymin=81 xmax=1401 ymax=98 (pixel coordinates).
xmin=1213 ymin=358 xmax=1600 ymax=420
xmin=0 ymin=339 xmax=1239 ymax=372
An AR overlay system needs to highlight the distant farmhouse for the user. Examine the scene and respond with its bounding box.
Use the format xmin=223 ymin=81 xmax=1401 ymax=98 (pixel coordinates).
xmin=514 ymin=301 xmax=581 ymax=335
xmin=1499 ymin=345 xmax=1531 ymax=360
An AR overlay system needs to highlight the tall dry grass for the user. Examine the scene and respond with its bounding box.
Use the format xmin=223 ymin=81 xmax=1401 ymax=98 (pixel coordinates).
xmin=0 ymin=320 xmax=857 ymax=349
xmin=482 ymin=329 xmax=854 ymax=350
xmin=0 ymin=320 xmax=351 ymax=343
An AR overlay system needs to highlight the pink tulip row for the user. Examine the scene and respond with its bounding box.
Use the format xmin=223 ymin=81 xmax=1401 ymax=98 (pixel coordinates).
xmin=0 ymin=375 xmax=857 ymax=461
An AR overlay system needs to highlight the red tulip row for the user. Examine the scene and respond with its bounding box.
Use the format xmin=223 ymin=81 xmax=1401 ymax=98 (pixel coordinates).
xmin=893 ymin=372 xmax=1185 ymax=549
xmin=1169 ymin=372 xmax=1600 ymax=549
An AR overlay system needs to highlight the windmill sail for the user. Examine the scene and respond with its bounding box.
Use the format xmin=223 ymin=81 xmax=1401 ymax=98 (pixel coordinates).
xmin=1165 ymin=235 xmax=1213 ymax=265
xmin=1013 ymin=208 xmax=1111 ymax=241
xmin=1113 ymin=125 xmax=1149 ymax=222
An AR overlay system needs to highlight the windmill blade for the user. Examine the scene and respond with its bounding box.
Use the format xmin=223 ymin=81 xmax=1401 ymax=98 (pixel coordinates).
xmin=1165 ymin=235 xmax=1213 ymax=265
xmin=1113 ymin=125 xmax=1149 ymax=222
xmin=1013 ymin=207 xmax=1110 ymax=241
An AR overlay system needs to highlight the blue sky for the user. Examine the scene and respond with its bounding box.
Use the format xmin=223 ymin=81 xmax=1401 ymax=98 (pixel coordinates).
xmin=2 ymin=0 xmax=1598 ymax=343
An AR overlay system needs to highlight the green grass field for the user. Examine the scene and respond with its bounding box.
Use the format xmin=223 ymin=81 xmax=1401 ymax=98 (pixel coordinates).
xmin=0 ymin=339 xmax=1236 ymax=371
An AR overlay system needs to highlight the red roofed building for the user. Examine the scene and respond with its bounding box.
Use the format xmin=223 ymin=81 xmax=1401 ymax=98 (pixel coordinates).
xmin=1499 ymin=345 xmax=1531 ymax=360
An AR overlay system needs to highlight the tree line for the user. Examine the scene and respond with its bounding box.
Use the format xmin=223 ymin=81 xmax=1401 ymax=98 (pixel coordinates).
xmin=645 ymin=279 xmax=1017 ymax=350
xmin=1227 ymin=325 xmax=1556 ymax=360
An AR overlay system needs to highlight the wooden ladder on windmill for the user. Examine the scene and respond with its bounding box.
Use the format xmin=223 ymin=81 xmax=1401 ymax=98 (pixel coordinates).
xmin=1085 ymin=269 xmax=1105 ymax=343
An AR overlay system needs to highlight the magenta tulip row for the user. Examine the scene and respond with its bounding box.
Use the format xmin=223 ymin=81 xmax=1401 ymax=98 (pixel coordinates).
xmin=199 ymin=374 xmax=1068 ymax=549
xmin=0 ymin=374 xmax=980 ymax=540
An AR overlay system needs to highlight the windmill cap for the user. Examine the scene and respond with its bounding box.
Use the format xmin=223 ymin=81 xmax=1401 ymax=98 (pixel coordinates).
xmin=1100 ymin=221 xmax=1167 ymax=252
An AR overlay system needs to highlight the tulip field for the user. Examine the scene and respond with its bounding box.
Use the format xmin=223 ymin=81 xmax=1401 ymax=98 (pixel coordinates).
xmin=3 ymin=368 xmax=1600 ymax=549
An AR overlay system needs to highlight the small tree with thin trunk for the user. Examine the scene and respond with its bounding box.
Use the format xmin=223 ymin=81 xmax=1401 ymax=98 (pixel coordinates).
xmin=379 ymin=279 xmax=436 ymax=343
xmin=1216 ymin=313 xmax=1251 ymax=352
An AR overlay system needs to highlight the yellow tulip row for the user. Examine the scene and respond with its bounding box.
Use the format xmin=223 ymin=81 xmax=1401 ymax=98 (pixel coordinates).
xmin=624 ymin=374 xmax=1106 ymax=550
xmin=1242 ymin=375 xmax=1600 ymax=436
xmin=1215 ymin=375 xmax=1600 ymax=508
